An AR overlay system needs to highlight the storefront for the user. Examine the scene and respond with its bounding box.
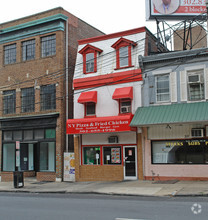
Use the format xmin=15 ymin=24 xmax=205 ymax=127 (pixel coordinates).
xmin=1 ymin=113 xmax=58 ymax=181
xmin=67 ymin=115 xmax=140 ymax=181
xmin=131 ymin=102 xmax=208 ymax=181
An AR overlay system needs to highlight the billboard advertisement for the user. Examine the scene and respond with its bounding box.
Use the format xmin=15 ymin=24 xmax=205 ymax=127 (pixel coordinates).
xmin=146 ymin=0 xmax=207 ymax=20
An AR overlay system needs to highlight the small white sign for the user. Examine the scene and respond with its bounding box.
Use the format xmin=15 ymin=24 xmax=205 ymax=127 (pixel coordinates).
xmin=107 ymin=155 xmax=110 ymax=161
xmin=96 ymin=153 xmax=99 ymax=159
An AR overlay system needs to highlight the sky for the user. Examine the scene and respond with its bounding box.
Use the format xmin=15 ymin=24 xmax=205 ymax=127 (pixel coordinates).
xmin=0 ymin=0 xmax=157 ymax=35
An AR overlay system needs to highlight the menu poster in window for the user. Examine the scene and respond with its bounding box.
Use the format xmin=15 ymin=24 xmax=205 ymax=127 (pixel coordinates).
xmin=111 ymin=148 xmax=120 ymax=163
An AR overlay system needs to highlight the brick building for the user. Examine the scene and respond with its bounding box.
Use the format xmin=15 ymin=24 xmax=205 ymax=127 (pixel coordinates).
xmin=0 ymin=7 xmax=104 ymax=182
xmin=67 ymin=27 xmax=167 ymax=181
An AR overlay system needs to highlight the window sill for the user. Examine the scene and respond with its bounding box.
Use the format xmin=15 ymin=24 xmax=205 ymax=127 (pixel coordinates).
xmin=84 ymin=71 xmax=97 ymax=74
xmin=84 ymin=115 xmax=96 ymax=118
xmin=114 ymin=65 xmax=134 ymax=71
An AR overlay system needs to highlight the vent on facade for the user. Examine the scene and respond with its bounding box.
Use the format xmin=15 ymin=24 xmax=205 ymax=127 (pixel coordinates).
xmin=108 ymin=136 xmax=118 ymax=143
xmin=188 ymin=74 xmax=201 ymax=84
xmin=121 ymin=106 xmax=131 ymax=113
xmin=191 ymin=128 xmax=204 ymax=138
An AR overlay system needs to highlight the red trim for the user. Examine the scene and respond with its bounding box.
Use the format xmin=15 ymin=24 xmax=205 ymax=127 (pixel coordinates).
xmin=66 ymin=114 xmax=135 ymax=134
xmin=73 ymin=69 xmax=142 ymax=90
xmin=79 ymin=44 xmax=103 ymax=54
xmin=111 ymin=37 xmax=137 ymax=49
xmin=78 ymin=27 xmax=146 ymax=45
xmin=112 ymin=87 xmax=133 ymax=100
xmin=78 ymin=91 xmax=97 ymax=104
xmin=79 ymin=44 xmax=102 ymax=74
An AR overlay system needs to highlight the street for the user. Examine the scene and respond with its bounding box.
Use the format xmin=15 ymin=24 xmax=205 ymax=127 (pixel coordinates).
xmin=0 ymin=193 xmax=207 ymax=220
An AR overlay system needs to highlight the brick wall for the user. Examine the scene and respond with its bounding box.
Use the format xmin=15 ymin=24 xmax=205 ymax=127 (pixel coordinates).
xmin=36 ymin=172 xmax=56 ymax=182
xmin=0 ymin=8 xmax=104 ymax=182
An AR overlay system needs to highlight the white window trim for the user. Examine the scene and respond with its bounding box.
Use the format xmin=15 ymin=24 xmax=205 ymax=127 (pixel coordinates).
xmin=185 ymin=65 xmax=206 ymax=102
xmin=155 ymin=74 xmax=171 ymax=103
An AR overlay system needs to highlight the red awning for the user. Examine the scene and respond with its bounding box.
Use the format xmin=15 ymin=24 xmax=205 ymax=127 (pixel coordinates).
xmin=66 ymin=114 xmax=135 ymax=134
xmin=78 ymin=91 xmax=97 ymax=104
xmin=112 ymin=86 xmax=133 ymax=100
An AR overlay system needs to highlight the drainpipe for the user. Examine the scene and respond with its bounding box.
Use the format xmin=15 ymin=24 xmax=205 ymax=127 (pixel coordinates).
xmin=65 ymin=18 xmax=69 ymax=152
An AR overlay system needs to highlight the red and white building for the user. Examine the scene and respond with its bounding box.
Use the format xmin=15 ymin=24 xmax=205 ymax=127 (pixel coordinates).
xmin=67 ymin=27 xmax=167 ymax=181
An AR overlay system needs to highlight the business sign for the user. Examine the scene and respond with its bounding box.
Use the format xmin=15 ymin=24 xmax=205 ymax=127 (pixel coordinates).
xmin=66 ymin=116 xmax=134 ymax=134
xmin=146 ymin=0 xmax=207 ymax=20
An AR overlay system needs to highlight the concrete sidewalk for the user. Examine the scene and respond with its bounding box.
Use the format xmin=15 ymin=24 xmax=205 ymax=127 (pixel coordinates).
xmin=1 ymin=178 xmax=208 ymax=197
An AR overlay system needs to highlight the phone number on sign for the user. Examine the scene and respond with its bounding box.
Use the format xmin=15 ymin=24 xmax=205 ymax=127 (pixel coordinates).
xmin=183 ymin=0 xmax=206 ymax=5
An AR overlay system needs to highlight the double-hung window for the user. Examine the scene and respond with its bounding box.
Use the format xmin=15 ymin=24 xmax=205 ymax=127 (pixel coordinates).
xmin=79 ymin=44 xmax=102 ymax=74
xmin=21 ymin=87 xmax=35 ymax=113
xmin=22 ymin=39 xmax=35 ymax=61
xmin=40 ymin=84 xmax=56 ymax=110
xmin=187 ymin=70 xmax=204 ymax=101
xmin=3 ymin=90 xmax=16 ymax=114
xmin=41 ymin=35 xmax=56 ymax=57
xmin=156 ymin=74 xmax=170 ymax=102
xmin=4 ymin=44 xmax=16 ymax=64
xmin=111 ymin=38 xmax=137 ymax=70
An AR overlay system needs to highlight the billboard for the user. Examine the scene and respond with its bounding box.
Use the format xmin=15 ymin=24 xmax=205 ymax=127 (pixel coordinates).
xmin=146 ymin=0 xmax=207 ymax=20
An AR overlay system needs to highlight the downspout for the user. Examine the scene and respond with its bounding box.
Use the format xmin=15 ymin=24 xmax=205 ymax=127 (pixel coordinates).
xmin=65 ymin=18 xmax=69 ymax=152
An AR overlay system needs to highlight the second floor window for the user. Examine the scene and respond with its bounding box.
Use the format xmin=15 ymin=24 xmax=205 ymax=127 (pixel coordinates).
xmin=4 ymin=44 xmax=16 ymax=65
xmin=41 ymin=35 xmax=56 ymax=57
xmin=40 ymin=84 xmax=56 ymax=111
xmin=85 ymin=102 xmax=96 ymax=116
xmin=120 ymin=99 xmax=131 ymax=114
xmin=156 ymin=75 xmax=170 ymax=102
xmin=21 ymin=87 xmax=35 ymax=113
xmin=3 ymin=90 xmax=16 ymax=114
xmin=22 ymin=39 xmax=35 ymax=61
xmin=187 ymin=70 xmax=204 ymax=101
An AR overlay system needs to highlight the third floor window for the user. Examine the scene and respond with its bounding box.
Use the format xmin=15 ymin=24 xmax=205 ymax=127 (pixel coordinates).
xmin=22 ymin=39 xmax=35 ymax=61
xmin=41 ymin=35 xmax=56 ymax=57
xmin=4 ymin=44 xmax=16 ymax=65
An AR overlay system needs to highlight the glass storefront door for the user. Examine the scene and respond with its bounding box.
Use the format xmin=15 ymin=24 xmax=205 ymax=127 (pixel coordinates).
xmin=123 ymin=146 xmax=137 ymax=180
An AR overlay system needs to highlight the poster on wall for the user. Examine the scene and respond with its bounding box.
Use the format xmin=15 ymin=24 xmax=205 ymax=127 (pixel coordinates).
xmin=111 ymin=148 xmax=121 ymax=164
xmin=64 ymin=152 xmax=75 ymax=182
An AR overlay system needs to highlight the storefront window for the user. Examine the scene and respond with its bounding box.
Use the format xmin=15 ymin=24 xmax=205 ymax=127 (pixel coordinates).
xmin=45 ymin=129 xmax=56 ymax=139
xmin=34 ymin=129 xmax=44 ymax=140
xmin=103 ymin=146 xmax=121 ymax=165
xmin=13 ymin=130 xmax=22 ymax=140
xmin=152 ymin=140 xmax=208 ymax=164
xmin=3 ymin=143 xmax=15 ymax=171
xmin=24 ymin=130 xmax=33 ymax=140
xmin=3 ymin=131 xmax=12 ymax=141
xmin=39 ymin=142 xmax=55 ymax=171
xmin=83 ymin=147 xmax=100 ymax=165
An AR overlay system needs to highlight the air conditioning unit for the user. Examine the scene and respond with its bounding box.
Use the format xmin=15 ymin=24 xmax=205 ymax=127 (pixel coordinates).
xmin=108 ymin=136 xmax=118 ymax=143
xmin=191 ymin=128 xmax=204 ymax=138
xmin=188 ymin=74 xmax=201 ymax=84
xmin=121 ymin=106 xmax=131 ymax=113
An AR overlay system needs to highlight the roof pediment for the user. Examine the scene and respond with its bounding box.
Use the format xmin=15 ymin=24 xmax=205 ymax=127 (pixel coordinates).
xmin=79 ymin=44 xmax=103 ymax=54
xmin=111 ymin=37 xmax=137 ymax=49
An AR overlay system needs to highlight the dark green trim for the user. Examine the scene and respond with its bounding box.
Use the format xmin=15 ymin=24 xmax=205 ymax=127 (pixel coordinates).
xmin=131 ymin=102 xmax=208 ymax=126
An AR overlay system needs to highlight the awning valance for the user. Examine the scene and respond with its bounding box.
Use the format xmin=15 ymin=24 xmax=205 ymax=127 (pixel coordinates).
xmin=67 ymin=114 xmax=135 ymax=134
xmin=78 ymin=91 xmax=97 ymax=104
xmin=130 ymin=102 xmax=208 ymax=127
xmin=112 ymin=86 xmax=133 ymax=100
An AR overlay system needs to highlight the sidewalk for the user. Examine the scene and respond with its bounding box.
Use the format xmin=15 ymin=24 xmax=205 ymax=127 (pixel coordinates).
xmin=0 ymin=178 xmax=208 ymax=197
